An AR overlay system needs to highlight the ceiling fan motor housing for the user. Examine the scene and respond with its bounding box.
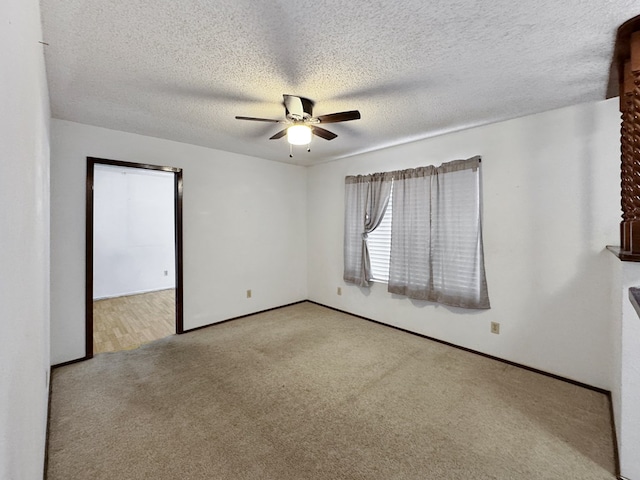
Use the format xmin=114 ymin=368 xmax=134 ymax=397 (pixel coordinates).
xmin=284 ymin=95 xmax=314 ymax=121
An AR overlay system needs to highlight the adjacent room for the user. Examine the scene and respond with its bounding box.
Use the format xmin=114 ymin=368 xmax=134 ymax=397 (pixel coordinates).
xmin=91 ymin=162 xmax=178 ymax=354
xmin=3 ymin=0 xmax=640 ymax=479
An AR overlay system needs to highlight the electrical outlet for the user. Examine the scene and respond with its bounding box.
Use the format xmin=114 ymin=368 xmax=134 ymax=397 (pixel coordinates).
xmin=164 ymin=270 xmax=168 ymax=276
xmin=491 ymin=322 xmax=500 ymax=334
xmin=337 ymin=287 xmax=342 ymax=296
xmin=246 ymin=289 xmax=252 ymax=299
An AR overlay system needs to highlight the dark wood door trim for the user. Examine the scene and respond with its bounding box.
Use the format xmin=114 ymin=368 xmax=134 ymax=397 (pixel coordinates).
xmin=85 ymin=159 xmax=95 ymax=360
xmin=85 ymin=157 xmax=184 ymax=360
xmin=174 ymin=169 xmax=184 ymax=334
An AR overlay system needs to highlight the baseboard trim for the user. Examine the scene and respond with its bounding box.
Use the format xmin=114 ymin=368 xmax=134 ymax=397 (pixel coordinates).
xmin=93 ymin=287 xmax=175 ymax=301
xmin=51 ymin=298 xmax=610 ymax=393
xmin=608 ymin=393 xmax=622 ymax=479
xmin=52 ymin=301 xmax=308 ymax=366
xmin=46 ymin=298 xmax=622 ymax=476
xmin=308 ymin=301 xmax=622 ymax=475
xmin=181 ymin=300 xmax=308 ymax=334
xmin=43 ymin=368 xmax=53 ymax=479
xmin=306 ymin=300 xmax=609 ymax=395
xmin=51 ymin=356 xmax=91 ymax=369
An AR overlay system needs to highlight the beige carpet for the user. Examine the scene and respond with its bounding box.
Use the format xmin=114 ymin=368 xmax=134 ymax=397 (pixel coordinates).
xmin=47 ymin=302 xmax=616 ymax=479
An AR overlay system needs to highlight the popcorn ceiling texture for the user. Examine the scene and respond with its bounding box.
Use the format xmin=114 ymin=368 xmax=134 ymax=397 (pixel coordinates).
xmin=40 ymin=0 xmax=638 ymax=166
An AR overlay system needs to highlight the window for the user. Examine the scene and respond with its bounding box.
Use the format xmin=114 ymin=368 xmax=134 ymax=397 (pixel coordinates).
xmin=343 ymin=172 xmax=393 ymax=287
xmin=343 ymin=156 xmax=489 ymax=310
xmin=367 ymin=184 xmax=392 ymax=282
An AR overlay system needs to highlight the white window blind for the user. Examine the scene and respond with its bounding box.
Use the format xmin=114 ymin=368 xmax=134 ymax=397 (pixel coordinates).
xmin=367 ymin=184 xmax=393 ymax=282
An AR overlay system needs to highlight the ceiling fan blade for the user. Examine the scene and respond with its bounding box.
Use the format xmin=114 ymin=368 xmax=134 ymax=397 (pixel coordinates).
xmin=269 ymin=129 xmax=288 ymax=140
xmin=235 ymin=116 xmax=282 ymax=123
xmin=311 ymin=126 xmax=338 ymax=140
xmin=283 ymin=94 xmax=304 ymax=118
xmin=316 ymin=110 xmax=361 ymax=124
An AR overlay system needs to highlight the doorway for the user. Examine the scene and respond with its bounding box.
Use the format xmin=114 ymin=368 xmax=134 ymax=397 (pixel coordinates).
xmin=86 ymin=157 xmax=183 ymax=358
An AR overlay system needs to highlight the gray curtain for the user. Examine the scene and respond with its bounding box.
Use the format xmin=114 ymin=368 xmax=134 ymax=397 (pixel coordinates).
xmin=431 ymin=157 xmax=489 ymax=308
xmin=343 ymin=172 xmax=393 ymax=286
xmin=387 ymin=166 xmax=435 ymax=298
xmin=388 ymin=156 xmax=489 ymax=309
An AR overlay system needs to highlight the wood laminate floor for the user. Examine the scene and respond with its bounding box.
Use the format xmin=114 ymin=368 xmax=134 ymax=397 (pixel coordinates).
xmin=93 ymin=289 xmax=175 ymax=354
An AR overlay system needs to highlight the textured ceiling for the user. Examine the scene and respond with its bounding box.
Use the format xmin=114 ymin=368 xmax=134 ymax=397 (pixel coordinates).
xmin=40 ymin=0 xmax=638 ymax=166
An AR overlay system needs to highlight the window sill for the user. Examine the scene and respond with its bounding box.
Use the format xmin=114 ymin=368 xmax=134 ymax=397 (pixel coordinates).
xmin=606 ymin=245 xmax=640 ymax=262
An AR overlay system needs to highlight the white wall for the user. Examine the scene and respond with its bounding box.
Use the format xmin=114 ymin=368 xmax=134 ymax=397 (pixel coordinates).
xmin=50 ymin=120 xmax=308 ymax=364
xmin=0 ymin=0 xmax=51 ymax=477
xmin=609 ymin=257 xmax=640 ymax=479
xmin=610 ymin=252 xmax=623 ymax=449
xmin=93 ymin=165 xmax=175 ymax=299
xmin=308 ymin=98 xmax=620 ymax=390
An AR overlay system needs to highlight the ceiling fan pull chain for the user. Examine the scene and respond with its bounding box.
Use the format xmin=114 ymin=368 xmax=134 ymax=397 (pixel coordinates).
xmin=289 ymin=143 xmax=293 ymax=158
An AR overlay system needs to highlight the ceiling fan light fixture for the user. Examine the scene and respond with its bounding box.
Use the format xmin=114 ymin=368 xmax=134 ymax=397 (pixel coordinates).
xmin=287 ymin=124 xmax=312 ymax=145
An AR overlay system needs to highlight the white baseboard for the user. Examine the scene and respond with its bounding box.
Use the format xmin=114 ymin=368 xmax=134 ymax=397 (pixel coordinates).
xmin=93 ymin=286 xmax=175 ymax=301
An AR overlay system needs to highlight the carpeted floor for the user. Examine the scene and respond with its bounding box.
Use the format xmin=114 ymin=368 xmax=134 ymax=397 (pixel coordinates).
xmin=47 ymin=302 xmax=616 ymax=479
